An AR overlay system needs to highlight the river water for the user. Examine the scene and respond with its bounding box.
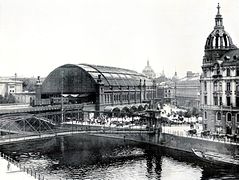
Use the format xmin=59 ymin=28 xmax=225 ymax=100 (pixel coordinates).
xmin=0 ymin=134 xmax=239 ymax=180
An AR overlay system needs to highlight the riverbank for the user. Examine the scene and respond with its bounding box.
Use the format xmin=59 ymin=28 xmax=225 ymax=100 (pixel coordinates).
xmin=0 ymin=156 xmax=34 ymax=180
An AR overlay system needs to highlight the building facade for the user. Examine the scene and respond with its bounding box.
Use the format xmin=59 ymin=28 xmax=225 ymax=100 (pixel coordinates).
xmin=36 ymin=64 xmax=156 ymax=114
xmin=200 ymin=4 xmax=239 ymax=135
xmin=14 ymin=92 xmax=36 ymax=104
xmin=0 ymin=77 xmax=23 ymax=97
xmin=156 ymin=83 xmax=176 ymax=106
xmin=176 ymin=71 xmax=200 ymax=108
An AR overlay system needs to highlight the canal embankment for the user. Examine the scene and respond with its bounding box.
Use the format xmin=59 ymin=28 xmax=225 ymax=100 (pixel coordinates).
xmin=90 ymin=131 xmax=239 ymax=156
xmin=0 ymin=152 xmax=42 ymax=180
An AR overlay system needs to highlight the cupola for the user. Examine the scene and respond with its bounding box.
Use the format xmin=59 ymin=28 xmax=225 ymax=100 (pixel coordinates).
xmin=204 ymin=3 xmax=237 ymax=50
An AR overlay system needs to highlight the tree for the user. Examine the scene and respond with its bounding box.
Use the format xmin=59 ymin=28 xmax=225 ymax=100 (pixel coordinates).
xmin=22 ymin=78 xmax=36 ymax=92
xmin=0 ymin=95 xmax=6 ymax=103
xmin=184 ymin=110 xmax=192 ymax=118
xmin=7 ymin=94 xmax=16 ymax=103
xmin=191 ymin=107 xmax=199 ymax=117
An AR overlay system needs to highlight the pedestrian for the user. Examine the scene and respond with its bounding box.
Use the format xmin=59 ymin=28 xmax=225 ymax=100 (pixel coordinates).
xmin=7 ymin=161 xmax=10 ymax=171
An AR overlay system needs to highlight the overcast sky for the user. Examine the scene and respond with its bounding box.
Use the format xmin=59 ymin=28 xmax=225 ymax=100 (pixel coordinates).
xmin=0 ymin=0 xmax=239 ymax=78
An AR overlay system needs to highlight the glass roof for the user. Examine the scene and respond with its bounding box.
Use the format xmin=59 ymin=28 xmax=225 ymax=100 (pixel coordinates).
xmin=77 ymin=64 xmax=153 ymax=86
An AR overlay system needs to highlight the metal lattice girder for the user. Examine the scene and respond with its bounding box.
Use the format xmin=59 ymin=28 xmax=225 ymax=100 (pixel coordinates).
xmin=0 ymin=114 xmax=56 ymax=134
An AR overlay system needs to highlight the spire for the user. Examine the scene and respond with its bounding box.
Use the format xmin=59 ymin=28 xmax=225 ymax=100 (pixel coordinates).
xmin=214 ymin=3 xmax=223 ymax=29
xmin=162 ymin=69 xmax=165 ymax=77
xmin=147 ymin=58 xmax=149 ymax=66
xmin=217 ymin=3 xmax=220 ymax=15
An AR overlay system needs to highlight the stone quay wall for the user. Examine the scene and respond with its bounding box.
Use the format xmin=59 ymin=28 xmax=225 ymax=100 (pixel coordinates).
xmin=92 ymin=132 xmax=239 ymax=156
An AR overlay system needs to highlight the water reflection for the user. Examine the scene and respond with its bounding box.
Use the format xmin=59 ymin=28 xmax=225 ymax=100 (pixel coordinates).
xmin=0 ymin=134 xmax=239 ymax=180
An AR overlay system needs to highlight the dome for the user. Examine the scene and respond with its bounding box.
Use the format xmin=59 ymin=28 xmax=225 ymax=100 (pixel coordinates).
xmin=204 ymin=3 xmax=237 ymax=50
xmin=205 ymin=29 xmax=236 ymax=50
xmin=142 ymin=60 xmax=156 ymax=79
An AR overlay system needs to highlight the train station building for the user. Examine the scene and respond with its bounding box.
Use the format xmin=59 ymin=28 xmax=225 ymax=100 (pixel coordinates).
xmin=35 ymin=63 xmax=156 ymax=116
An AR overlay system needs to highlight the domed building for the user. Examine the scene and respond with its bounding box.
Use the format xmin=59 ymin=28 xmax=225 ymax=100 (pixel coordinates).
xmin=142 ymin=60 xmax=156 ymax=79
xmin=201 ymin=4 xmax=239 ymax=135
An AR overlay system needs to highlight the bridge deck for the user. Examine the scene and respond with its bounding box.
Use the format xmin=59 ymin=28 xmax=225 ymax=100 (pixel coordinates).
xmin=0 ymin=130 xmax=153 ymax=145
xmin=0 ymin=104 xmax=83 ymax=115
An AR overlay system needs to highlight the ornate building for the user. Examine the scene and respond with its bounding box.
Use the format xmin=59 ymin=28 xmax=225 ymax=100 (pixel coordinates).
xmin=142 ymin=60 xmax=156 ymax=79
xmin=200 ymin=4 xmax=239 ymax=135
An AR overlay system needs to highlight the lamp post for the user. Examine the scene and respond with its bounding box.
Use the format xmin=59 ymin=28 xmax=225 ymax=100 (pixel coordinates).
xmin=14 ymin=73 xmax=17 ymax=93
xmin=61 ymin=70 xmax=64 ymax=125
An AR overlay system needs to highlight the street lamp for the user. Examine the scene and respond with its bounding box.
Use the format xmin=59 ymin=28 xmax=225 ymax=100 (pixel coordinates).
xmin=61 ymin=70 xmax=64 ymax=125
xmin=14 ymin=73 xmax=17 ymax=93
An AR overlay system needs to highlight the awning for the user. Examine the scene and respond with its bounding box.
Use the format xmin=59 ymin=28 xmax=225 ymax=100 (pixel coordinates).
xmin=104 ymin=103 xmax=148 ymax=112
xmin=62 ymin=94 xmax=79 ymax=97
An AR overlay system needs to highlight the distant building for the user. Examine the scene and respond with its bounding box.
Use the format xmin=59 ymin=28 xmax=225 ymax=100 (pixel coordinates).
xmin=155 ymin=70 xmax=169 ymax=84
xmin=156 ymin=83 xmax=176 ymax=105
xmin=14 ymin=92 xmax=36 ymax=104
xmin=0 ymin=77 xmax=23 ymax=97
xmin=172 ymin=71 xmax=178 ymax=82
xmin=176 ymin=71 xmax=200 ymax=108
xmin=142 ymin=60 xmax=156 ymax=79
xmin=201 ymin=4 xmax=239 ymax=135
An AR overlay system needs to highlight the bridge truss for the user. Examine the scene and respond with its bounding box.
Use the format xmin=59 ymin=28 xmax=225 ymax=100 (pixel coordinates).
xmin=0 ymin=114 xmax=55 ymax=135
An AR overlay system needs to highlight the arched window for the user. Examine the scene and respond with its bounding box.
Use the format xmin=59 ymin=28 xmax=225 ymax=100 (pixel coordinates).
xmin=215 ymin=34 xmax=219 ymax=48
xmin=236 ymin=114 xmax=239 ymax=123
xmin=204 ymin=82 xmax=207 ymax=91
xmin=227 ymin=113 xmax=232 ymax=122
xmin=226 ymin=82 xmax=231 ymax=91
xmin=236 ymin=84 xmax=239 ymax=92
xmin=219 ymin=82 xmax=222 ymax=91
xmin=213 ymin=81 xmax=218 ymax=91
xmin=226 ymin=68 xmax=230 ymax=77
xmin=217 ymin=112 xmax=221 ymax=120
xmin=204 ymin=111 xmax=207 ymax=119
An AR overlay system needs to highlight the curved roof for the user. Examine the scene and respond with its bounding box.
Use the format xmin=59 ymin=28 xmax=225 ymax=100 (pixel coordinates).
xmin=41 ymin=63 xmax=152 ymax=95
xmin=77 ymin=64 xmax=152 ymax=86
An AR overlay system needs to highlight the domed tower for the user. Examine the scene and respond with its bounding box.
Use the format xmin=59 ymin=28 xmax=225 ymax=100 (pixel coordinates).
xmin=203 ymin=3 xmax=237 ymax=65
xmin=201 ymin=4 xmax=239 ymax=135
xmin=142 ymin=60 xmax=156 ymax=79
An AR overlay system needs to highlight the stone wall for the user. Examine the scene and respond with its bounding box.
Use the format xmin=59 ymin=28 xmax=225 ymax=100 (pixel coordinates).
xmin=92 ymin=132 xmax=239 ymax=156
xmin=162 ymin=133 xmax=239 ymax=156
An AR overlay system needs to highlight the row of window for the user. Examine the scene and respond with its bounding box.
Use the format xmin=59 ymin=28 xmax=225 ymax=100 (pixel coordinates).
xmin=104 ymin=93 xmax=139 ymax=103
xmin=204 ymin=68 xmax=239 ymax=77
xmin=204 ymin=95 xmax=239 ymax=107
xmin=204 ymin=111 xmax=239 ymax=123
xmin=204 ymin=81 xmax=234 ymax=91
xmin=104 ymin=92 xmax=153 ymax=104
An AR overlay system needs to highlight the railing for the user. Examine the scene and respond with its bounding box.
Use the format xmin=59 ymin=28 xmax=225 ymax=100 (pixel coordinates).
xmin=162 ymin=127 xmax=239 ymax=145
xmin=0 ymin=122 xmax=151 ymax=145
xmin=0 ymin=151 xmax=47 ymax=180
xmin=0 ymin=151 xmax=87 ymax=180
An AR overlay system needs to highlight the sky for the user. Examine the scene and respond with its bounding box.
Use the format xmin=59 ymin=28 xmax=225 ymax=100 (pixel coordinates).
xmin=0 ymin=0 xmax=239 ymax=78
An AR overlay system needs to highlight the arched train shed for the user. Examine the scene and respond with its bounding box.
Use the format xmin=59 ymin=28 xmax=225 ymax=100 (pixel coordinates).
xmin=36 ymin=64 xmax=156 ymax=112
